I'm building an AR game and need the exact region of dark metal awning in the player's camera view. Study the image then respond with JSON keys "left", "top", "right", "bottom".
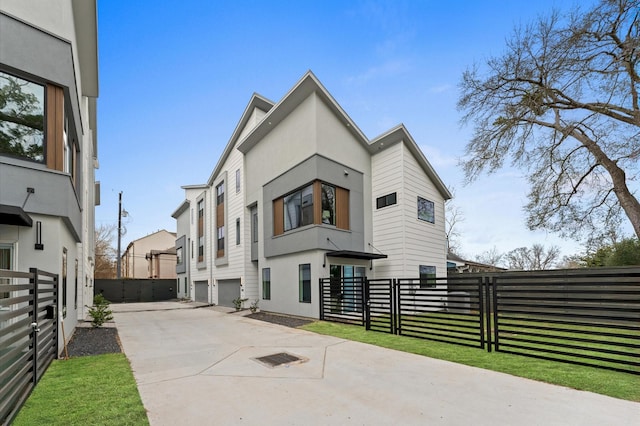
{"left": 325, "top": 250, "right": 387, "bottom": 260}
{"left": 0, "top": 204, "right": 33, "bottom": 227}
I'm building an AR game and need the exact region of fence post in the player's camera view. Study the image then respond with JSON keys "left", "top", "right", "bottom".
{"left": 393, "top": 279, "right": 399, "bottom": 335}
{"left": 29, "top": 268, "right": 39, "bottom": 384}
{"left": 364, "top": 277, "right": 370, "bottom": 330}
{"left": 483, "top": 276, "right": 492, "bottom": 352}
{"left": 491, "top": 275, "right": 499, "bottom": 352}
{"left": 318, "top": 278, "right": 324, "bottom": 321}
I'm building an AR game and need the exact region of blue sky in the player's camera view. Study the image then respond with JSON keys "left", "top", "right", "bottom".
{"left": 96, "top": 0, "right": 607, "bottom": 261}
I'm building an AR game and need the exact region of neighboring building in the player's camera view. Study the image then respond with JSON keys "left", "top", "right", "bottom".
{"left": 122, "top": 230, "right": 177, "bottom": 279}
{"left": 447, "top": 251, "right": 507, "bottom": 274}
{"left": 173, "top": 71, "right": 452, "bottom": 317}
{"left": 0, "top": 1, "right": 99, "bottom": 348}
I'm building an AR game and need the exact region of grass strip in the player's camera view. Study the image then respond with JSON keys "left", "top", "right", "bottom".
{"left": 13, "top": 353, "right": 148, "bottom": 426}
{"left": 301, "top": 321, "right": 640, "bottom": 402}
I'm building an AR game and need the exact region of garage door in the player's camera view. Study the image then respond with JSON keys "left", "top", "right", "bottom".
{"left": 194, "top": 281, "right": 208, "bottom": 303}
{"left": 218, "top": 279, "right": 241, "bottom": 307}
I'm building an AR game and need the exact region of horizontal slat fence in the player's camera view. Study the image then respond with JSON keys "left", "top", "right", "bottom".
{"left": 492, "top": 269, "right": 640, "bottom": 374}
{"left": 319, "top": 267, "right": 640, "bottom": 375}
{"left": 0, "top": 268, "right": 58, "bottom": 425}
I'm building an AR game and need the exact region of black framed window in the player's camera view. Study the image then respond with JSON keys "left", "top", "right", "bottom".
{"left": 262, "top": 268, "right": 271, "bottom": 300}
{"left": 299, "top": 264, "right": 311, "bottom": 303}
{"left": 419, "top": 265, "right": 436, "bottom": 288}
{"left": 417, "top": 196, "right": 435, "bottom": 223}
{"left": 376, "top": 192, "right": 397, "bottom": 209}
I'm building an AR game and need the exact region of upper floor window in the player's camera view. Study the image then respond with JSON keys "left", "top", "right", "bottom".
{"left": 321, "top": 184, "right": 335, "bottom": 225}
{"left": 417, "top": 196, "right": 435, "bottom": 223}
{"left": 376, "top": 192, "right": 397, "bottom": 209}
{"left": 274, "top": 181, "right": 349, "bottom": 235}
{"left": 176, "top": 247, "right": 183, "bottom": 265}
{"left": 197, "top": 199, "right": 205, "bottom": 262}
{"left": 284, "top": 184, "right": 314, "bottom": 231}
{"left": 0, "top": 71, "right": 45, "bottom": 162}
{"left": 216, "top": 182, "right": 225, "bottom": 205}
{"left": 235, "top": 169, "right": 241, "bottom": 193}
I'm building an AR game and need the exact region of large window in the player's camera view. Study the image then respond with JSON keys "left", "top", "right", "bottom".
{"left": 176, "top": 247, "right": 183, "bottom": 265}
{"left": 417, "top": 196, "right": 435, "bottom": 223}
{"left": 217, "top": 225, "right": 225, "bottom": 253}
{"left": 216, "top": 182, "right": 225, "bottom": 258}
{"left": 376, "top": 192, "right": 397, "bottom": 209}
{"left": 0, "top": 71, "right": 45, "bottom": 162}
{"left": 197, "top": 199, "right": 204, "bottom": 262}
{"left": 216, "top": 182, "right": 225, "bottom": 205}
{"left": 321, "top": 184, "right": 335, "bottom": 225}
{"left": 419, "top": 265, "right": 436, "bottom": 288}
{"left": 284, "top": 184, "right": 314, "bottom": 231}
{"left": 275, "top": 181, "right": 349, "bottom": 235}
{"left": 0, "top": 71, "right": 77, "bottom": 182}
{"left": 299, "top": 264, "right": 311, "bottom": 303}
{"left": 262, "top": 268, "right": 271, "bottom": 300}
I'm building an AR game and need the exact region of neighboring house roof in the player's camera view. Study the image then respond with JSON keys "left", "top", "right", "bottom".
{"left": 207, "top": 93, "right": 275, "bottom": 185}
{"left": 125, "top": 229, "right": 177, "bottom": 249}
{"left": 235, "top": 70, "right": 452, "bottom": 200}
{"left": 447, "top": 252, "right": 507, "bottom": 272}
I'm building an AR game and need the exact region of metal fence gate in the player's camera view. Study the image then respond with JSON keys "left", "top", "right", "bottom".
{"left": 319, "top": 268, "right": 640, "bottom": 375}
{"left": 0, "top": 268, "right": 58, "bottom": 425}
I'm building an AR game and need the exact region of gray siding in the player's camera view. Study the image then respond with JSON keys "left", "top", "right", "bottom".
{"left": 262, "top": 155, "right": 364, "bottom": 258}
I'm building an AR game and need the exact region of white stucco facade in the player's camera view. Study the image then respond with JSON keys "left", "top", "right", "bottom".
{"left": 0, "top": 0, "right": 99, "bottom": 350}
{"left": 174, "top": 72, "right": 451, "bottom": 317}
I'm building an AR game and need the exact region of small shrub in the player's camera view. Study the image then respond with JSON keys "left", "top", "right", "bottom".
{"left": 249, "top": 299, "right": 259, "bottom": 313}
{"left": 232, "top": 297, "right": 248, "bottom": 311}
{"left": 87, "top": 294, "right": 114, "bottom": 328}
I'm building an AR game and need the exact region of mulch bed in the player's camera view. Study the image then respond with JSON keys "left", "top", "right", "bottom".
{"left": 245, "top": 312, "right": 313, "bottom": 328}
{"left": 66, "top": 327, "right": 122, "bottom": 358}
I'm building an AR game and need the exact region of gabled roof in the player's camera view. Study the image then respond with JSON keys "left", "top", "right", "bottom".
{"left": 369, "top": 125, "right": 452, "bottom": 200}
{"left": 235, "top": 71, "right": 451, "bottom": 200}
{"left": 237, "top": 70, "right": 370, "bottom": 154}
{"left": 207, "top": 93, "right": 275, "bottom": 185}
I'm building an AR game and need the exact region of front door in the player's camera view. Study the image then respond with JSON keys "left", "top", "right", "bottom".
{"left": 329, "top": 265, "right": 366, "bottom": 313}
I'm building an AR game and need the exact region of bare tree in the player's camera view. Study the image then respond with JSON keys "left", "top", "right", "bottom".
{"left": 445, "top": 191, "right": 465, "bottom": 254}
{"left": 458, "top": 0, "right": 640, "bottom": 242}
{"left": 95, "top": 224, "right": 116, "bottom": 279}
{"left": 475, "top": 246, "right": 504, "bottom": 267}
{"left": 505, "top": 244, "right": 561, "bottom": 270}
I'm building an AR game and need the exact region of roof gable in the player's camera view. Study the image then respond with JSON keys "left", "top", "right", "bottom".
{"left": 370, "top": 125, "right": 452, "bottom": 200}
{"left": 237, "top": 71, "right": 370, "bottom": 154}
{"left": 207, "top": 93, "right": 274, "bottom": 185}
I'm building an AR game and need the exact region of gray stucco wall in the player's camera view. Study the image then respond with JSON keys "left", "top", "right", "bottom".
{"left": 263, "top": 154, "right": 364, "bottom": 258}
{"left": 0, "top": 12, "right": 84, "bottom": 240}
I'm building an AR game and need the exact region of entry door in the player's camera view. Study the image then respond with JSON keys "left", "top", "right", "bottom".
{"left": 330, "top": 265, "right": 366, "bottom": 313}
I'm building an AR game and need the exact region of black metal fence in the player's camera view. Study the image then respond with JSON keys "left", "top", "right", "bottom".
{"left": 319, "top": 268, "right": 640, "bottom": 375}
{"left": 0, "top": 268, "right": 58, "bottom": 425}
{"left": 95, "top": 279, "right": 177, "bottom": 303}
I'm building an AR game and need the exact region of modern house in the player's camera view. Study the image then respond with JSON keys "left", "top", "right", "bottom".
{"left": 173, "top": 71, "right": 451, "bottom": 318}
{"left": 0, "top": 0, "right": 99, "bottom": 348}
{"left": 121, "top": 229, "right": 177, "bottom": 279}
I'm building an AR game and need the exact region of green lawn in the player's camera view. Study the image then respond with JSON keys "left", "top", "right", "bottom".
{"left": 301, "top": 320, "right": 640, "bottom": 402}
{"left": 13, "top": 353, "right": 148, "bottom": 426}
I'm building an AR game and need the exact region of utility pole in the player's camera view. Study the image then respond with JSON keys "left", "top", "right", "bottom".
{"left": 117, "top": 191, "right": 122, "bottom": 279}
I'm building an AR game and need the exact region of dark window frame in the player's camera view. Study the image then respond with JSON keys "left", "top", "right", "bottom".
{"left": 376, "top": 192, "right": 397, "bottom": 209}
{"left": 262, "top": 268, "right": 271, "bottom": 300}
{"left": 299, "top": 263, "right": 311, "bottom": 303}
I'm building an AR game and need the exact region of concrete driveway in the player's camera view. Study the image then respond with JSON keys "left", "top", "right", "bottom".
{"left": 114, "top": 302, "right": 639, "bottom": 426}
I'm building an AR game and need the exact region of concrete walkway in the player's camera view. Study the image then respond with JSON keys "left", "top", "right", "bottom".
{"left": 114, "top": 302, "right": 640, "bottom": 426}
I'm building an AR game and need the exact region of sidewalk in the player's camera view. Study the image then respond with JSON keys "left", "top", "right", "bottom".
{"left": 114, "top": 302, "right": 640, "bottom": 426}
